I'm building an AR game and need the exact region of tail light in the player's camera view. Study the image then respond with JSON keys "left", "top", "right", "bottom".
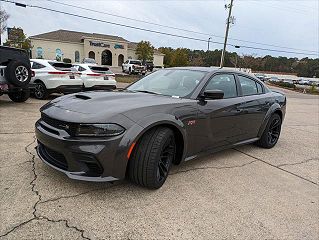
{"left": 31, "top": 70, "right": 35, "bottom": 77}
{"left": 87, "top": 73, "right": 104, "bottom": 77}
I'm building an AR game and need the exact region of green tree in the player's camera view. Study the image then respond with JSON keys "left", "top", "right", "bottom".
{"left": 4, "top": 27, "right": 32, "bottom": 50}
{"left": 0, "top": 8, "right": 9, "bottom": 34}
{"left": 135, "top": 41, "right": 154, "bottom": 63}
{"left": 170, "top": 48, "right": 188, "bottom": 67}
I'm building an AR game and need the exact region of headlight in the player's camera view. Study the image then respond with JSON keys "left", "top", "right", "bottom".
{"left": 75, "top": 124, "right": 125, "bottom": 137}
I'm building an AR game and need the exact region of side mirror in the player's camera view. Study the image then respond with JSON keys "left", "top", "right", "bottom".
{"left": 202, "top": 90, "right": 224, "bottom": 99}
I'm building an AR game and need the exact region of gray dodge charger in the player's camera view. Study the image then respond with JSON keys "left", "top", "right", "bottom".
{"left": 35, "top": 67, "right": 286, "bottom": 189}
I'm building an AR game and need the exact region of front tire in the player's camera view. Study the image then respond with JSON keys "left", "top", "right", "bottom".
{"left": 128, "top": 127, "right": 176, "bottom": 189}
{"left": 8, "top": 89, "right": 30, "bottom": 102}
{"left": 256, "top": 113, "right": 282, "bottom": 148}
{"left": 34, "top": 82, "right": 49, "bottom": 99}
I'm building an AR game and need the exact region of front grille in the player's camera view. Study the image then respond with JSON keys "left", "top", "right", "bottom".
{"left": 39, "top": 142, "right": 68, "bottom": 171}
{"left": 41, "top": 113, "right": 77, "bottom": 136}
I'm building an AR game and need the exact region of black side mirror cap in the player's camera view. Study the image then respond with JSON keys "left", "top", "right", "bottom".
{"left": 202, "top": 90, "right": 224, "bottom": 100}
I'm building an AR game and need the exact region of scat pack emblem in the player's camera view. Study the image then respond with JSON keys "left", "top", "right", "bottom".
{"left": 187, "top": 120, "right": 196, "bottom": 126}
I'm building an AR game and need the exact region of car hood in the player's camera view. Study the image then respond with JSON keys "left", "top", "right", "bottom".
{"left": 41, "top": 91, "right": 184, "bottom": 123}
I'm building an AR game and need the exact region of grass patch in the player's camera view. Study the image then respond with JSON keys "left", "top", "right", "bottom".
{"left": 116, "top": 75, "right": 141, "bottom": 83}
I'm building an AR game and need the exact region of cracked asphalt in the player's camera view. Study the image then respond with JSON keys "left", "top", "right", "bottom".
{"left": 0, "top": 87, "right": 318, "bottom": 240}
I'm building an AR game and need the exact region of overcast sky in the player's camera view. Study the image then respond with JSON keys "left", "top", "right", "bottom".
{"left": 1, "top": 0, "right": 319, "bottom": 58}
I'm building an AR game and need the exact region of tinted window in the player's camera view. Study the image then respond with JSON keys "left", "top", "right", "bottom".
{"left": 238, "top": 75, "right": 258, "bottom": 96}
{"left": 204, "top": 74, "right": 237, "bottom": 99}
{"left": 31, "top": 62, "right": 46, "bottom": 69}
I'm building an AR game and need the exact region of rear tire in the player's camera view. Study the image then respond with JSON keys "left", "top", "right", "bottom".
{"left": 256, "top": 113, "right": 282, "bottom": 148}
{"left": 8, "top": 89, "right": 30, "bottom": 102}
{"left": 128, "top": 127, "right": 176, "bottom": 189}
{"left": 34, "top": 82, "right": 49, "bottom": 99}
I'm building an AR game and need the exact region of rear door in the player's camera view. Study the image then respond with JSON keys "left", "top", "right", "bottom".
{"left": 236, "top": 74, "right": 269, "bottom": 139}
{"left": 196, "top": 73, "right": 248, "bottom": 149}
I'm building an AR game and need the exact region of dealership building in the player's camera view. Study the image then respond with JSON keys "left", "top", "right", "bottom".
{"left": 29, "top": 29, "right": 164, "bottom": 67}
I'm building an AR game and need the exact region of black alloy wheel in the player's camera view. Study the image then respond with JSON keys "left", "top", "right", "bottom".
{"left": 267, "top": 117, "right": 281, "bottom": 146}
{"left": 34, "top": 82, "right": 48, "bottom": 100}
{"left": 256, "top": 113, "right": 282, "bottom": 149}
{"left": 128, "top": 127, "right": 176, "bottom": 189}
{"left": 157, "top": 135, "right": 176, "bottom": 183}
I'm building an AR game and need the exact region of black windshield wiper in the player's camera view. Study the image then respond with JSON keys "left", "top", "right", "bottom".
{"left": 134, "top": 90, "right": 160, "bottom": 95}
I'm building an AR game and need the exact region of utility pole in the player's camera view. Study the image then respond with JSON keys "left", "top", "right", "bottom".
{"left": 220, "top": 0, "right": 234, "bottom": 68}
{"left": 207, "top": 37, "right": 211, "bottom": 51}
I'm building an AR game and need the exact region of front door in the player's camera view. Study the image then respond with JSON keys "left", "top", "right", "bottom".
{"left": 196, "top": 73, "right": 247, "bottom": 149}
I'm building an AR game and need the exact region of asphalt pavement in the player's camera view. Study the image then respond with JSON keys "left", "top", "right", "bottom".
{"left": 0, "top": 86, "right": 318, "bottom": 239}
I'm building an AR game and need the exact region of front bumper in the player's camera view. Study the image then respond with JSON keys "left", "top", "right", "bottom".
{"left": 35, "top": 119, "right": 123, "bottom": 182}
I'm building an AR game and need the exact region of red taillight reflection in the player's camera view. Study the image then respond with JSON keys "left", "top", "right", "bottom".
{"left": 48, "top": 71, "right": 68, "bottom": 75}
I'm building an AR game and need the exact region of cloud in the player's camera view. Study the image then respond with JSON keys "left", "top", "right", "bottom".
{"left": 2, "top": 0, "right": 318, "bottom": 58}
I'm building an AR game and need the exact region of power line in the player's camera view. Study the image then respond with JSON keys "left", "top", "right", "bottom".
{"left": 45, "top": 0, "right": 318, "bottom": 54}
{"left": 2, "top": 0, "right": 319, "bottom": 57}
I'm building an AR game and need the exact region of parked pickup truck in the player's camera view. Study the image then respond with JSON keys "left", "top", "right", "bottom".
{"left": 122, "top": 59, "right": 146, "bottom": 75}
{"left": 0, "top": 46, "right": 32, "bottom": 102}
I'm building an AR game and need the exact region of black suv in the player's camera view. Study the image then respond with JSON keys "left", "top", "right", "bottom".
{"left": 0, "top": 46, "right": 32, "bottom": 102}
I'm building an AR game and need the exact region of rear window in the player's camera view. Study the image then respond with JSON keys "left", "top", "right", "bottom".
{"left": 130, "top": 61, "right": 141, "bottom": 65}
{"left": 49, "top": 62, "right": 73, "bottom": 71}
{"left": 89, "top": 66, "right": 112, "bottom": 74}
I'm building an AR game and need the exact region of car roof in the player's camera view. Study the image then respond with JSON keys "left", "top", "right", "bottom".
{"left": 165, "top": 66, "right": 255, "bottom": 76}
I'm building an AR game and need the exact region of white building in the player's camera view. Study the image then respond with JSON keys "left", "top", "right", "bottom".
{"left": 30, "top": 29, "right": 164, "bottom": 67}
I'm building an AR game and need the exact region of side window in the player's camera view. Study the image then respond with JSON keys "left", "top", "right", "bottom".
{"left": 238, "top": 75, "right": 258, "bottom": 96}
{"left": 256, "top": 81, "right": 263, "bottom": 94}
{"left": 204, "top": 74, "right": 237, "bottom": 99}
{"left": 31, "top": 62, "right": 46, "bottom": 69}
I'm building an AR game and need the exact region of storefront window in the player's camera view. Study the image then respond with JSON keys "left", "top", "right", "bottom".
{"left": 36, "top": 47, "right": 44, "bottom": 59}
{"left": 75, "top": 51, "right": 80, "bottom": 62}
{"left": 55, "top": 48, "right": 62, "bottom": 61}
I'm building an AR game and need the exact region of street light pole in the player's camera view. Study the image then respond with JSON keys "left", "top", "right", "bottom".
{"left": 220, "top": 0, "right": 234, "bottom": 68}
{"left": 207, "top": 37, "right": 211, "bottom": 51}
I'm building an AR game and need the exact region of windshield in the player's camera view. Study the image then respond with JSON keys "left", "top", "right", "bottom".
{"left": 127, "top": 69, "right": 207, "bottom": 97}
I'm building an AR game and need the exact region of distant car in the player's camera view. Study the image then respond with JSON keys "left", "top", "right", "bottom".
{"left": 269, "top": 77, "right": 280, "bottom": 82}
{"left": 144, "top": 61, "right": 154, "bottom": 72}
{"left": 73, "top": 64, "right": 116, "bottom": 90}
{"left": 0, "top": 46, "right": 32, "bottom": 102}
{"left": 122, "top": 59, "right": 146, "bottom": 75}
{"left": 35, "top": 67, "right": 286, "bottom": 189}
{"left": 298, "top": 79, "right": 310, "bottom": 85}
{"left": 30, "top": 59, "right": 82, "bottom": 99}
{"left": 254, "top": 73, "right": 266, "bottom": 82}
{"left": 283, "top": 79, "right": 294, "bottom": 84}
{"left": 82, "top": 58, "right": 97, "bottom": 64}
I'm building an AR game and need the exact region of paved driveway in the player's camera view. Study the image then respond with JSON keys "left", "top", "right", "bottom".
{"left": 0, "top": 87, "right": 318, "bottom": 239}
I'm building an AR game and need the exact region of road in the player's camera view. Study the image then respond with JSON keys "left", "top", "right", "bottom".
{"left": 0, "top": 87, "right": 318, "bottom": 239}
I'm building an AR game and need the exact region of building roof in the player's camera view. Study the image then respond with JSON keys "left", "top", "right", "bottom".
{"left": 30, "top": 29, "right": 128, "bottom": 43}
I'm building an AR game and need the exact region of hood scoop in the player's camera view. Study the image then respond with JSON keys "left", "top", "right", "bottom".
{"left": 74, "top": 94, "right": 91, "bottom": 100}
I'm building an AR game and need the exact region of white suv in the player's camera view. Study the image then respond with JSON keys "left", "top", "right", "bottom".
{"left": 30, "top": 59, "right": 82, "bottom": 99}
{"left": 73, "top": 64, "right": 116, "bottom": 90}
{"left": 122, "top": 59, "right": 146, "bottom": 75}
